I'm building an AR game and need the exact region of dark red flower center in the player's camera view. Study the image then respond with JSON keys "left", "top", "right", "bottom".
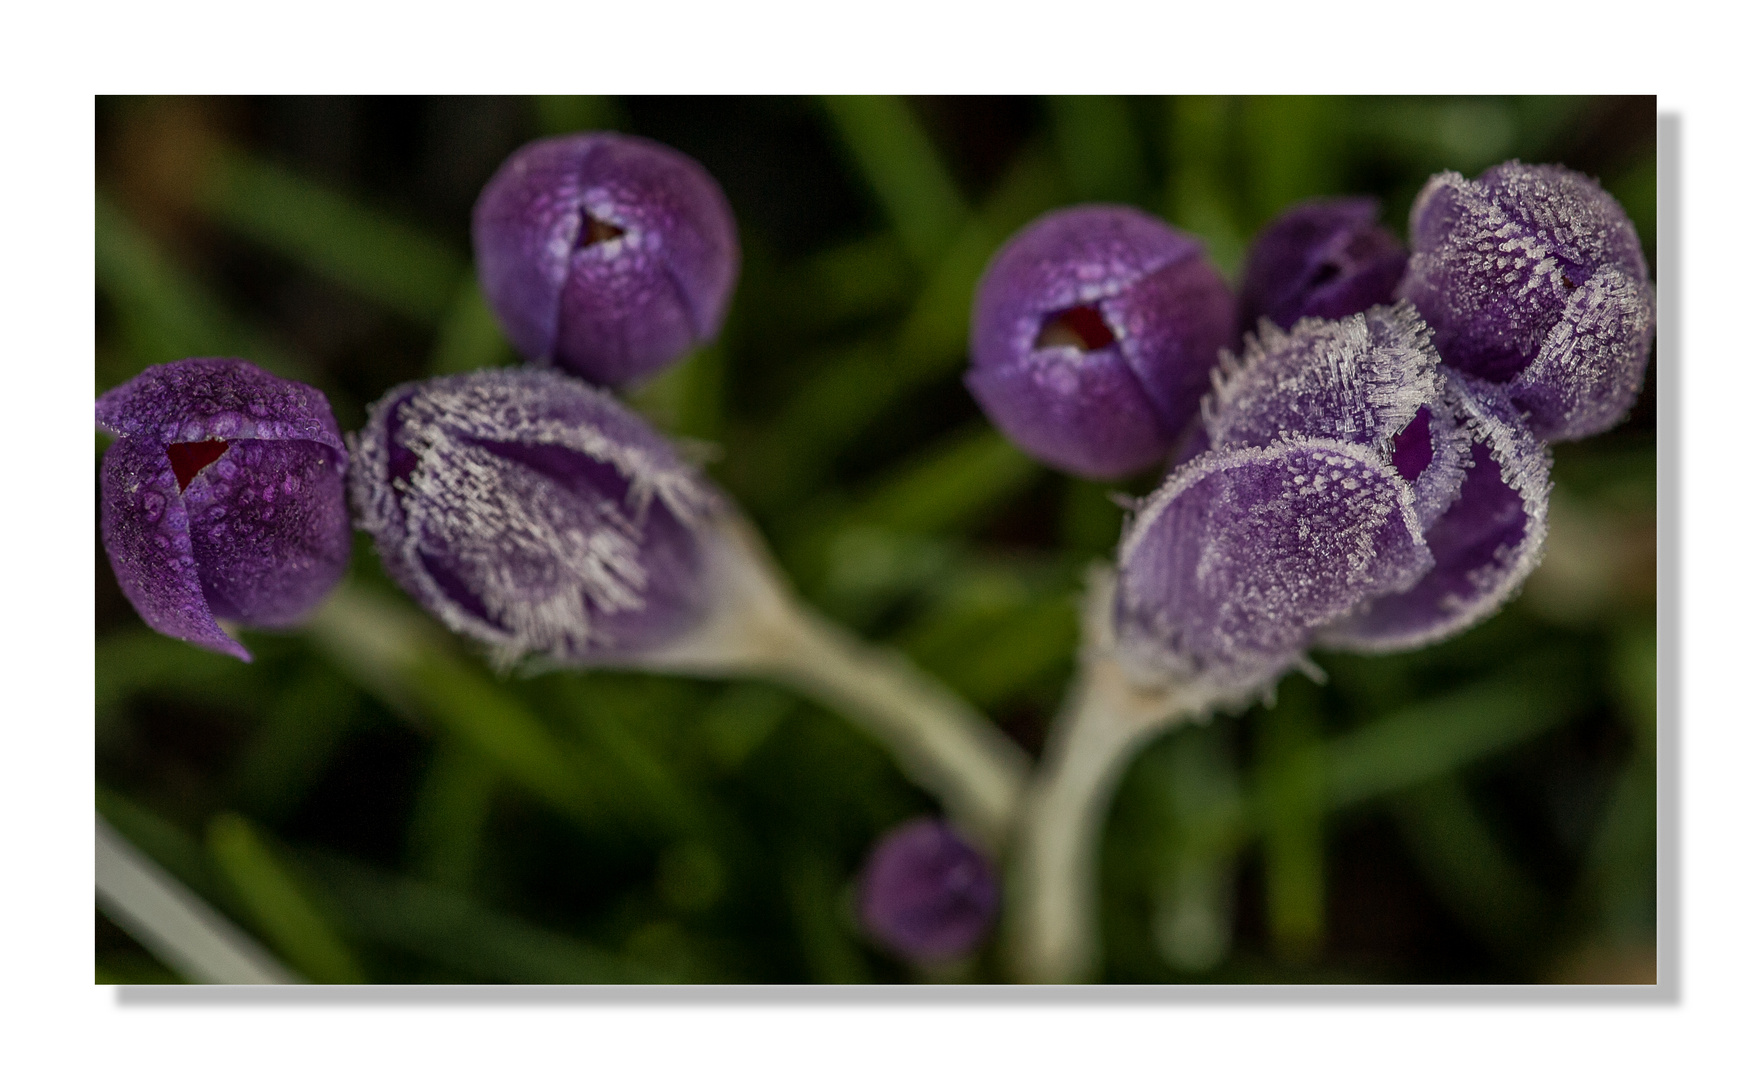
{"left": 582, "top": 216, "right": 626, "bottom": 246}
{"left": 1035, "top": 305, "right": 1116, "bottom": 351}
{"left": 166, "top": 440, "right": 230, "bottom": 492}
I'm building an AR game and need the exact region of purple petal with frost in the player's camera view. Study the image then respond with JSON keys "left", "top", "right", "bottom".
{"left": 858, "top": 818, "right": 999, "bottom": 963}
{"left": 350, "top": 368, "right": 718, "bottom": 666}
{"left": 1239, "top": 197, "right": 1408, "bottom": 331}
{"left": 1317, "top": 374, "right": 1550, "bottom": 652}
{"left": 1398, "top": 161, "right": 1652, "bottom": 441}
{"left": 473, "top": 132, "right": 740, "bottom": 387}
{"left": 1115, "top": 440, "right": 1431, "bottom": 691}
{"left": 95, "top": 359, "right": 351, "bottom": 660}
{"left": 1204, "top": 303, "right": 1469, "bottom": 528}
{"left": 967, "top": 204, "right": 1235, "bottom": 478}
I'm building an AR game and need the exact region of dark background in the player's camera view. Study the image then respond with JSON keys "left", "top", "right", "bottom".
{"left": 96, "top": 96, "right": 1656, "bottom": 984}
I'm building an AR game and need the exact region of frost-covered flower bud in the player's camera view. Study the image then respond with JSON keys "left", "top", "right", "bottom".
{"left": 1398, "top": 161, "right": 1653, "bottom": 442}
{"left": 1239, "top": 197, "right": 1408, "bottom": 331}
{"left": 1117, "top": 303, "right": 1552, "bottom": 692}
{"left": 349, "top": 368, "right": 718, "bottom": 666}
{"left": 473, "top": 132, "right": 740, "bottom": 387}
{"left": 1115, "top": 439, "right": 1432, "bottom": 692}
{"left": 96, "top": 359, "right": 351, "bottom": 661}
{"left": 967, "top": 205, "right": 1236, "bottom": 479}
{"left": 857, "top": 818, "right": 1000, "bottom": 963}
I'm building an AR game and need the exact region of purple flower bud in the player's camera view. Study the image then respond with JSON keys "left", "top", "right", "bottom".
{"left": 1239, "top": 197, "right": 1409, "bottom": 331}
{"left": 349, "top": 368, "right": 718, "bottom": 666}
{"left": 95, "top": 359, "right": 351, "bottom": 661}
{"left": 473, "top": 132, "right": 740, "bottom": 387}
{"left": 967, "top": 205, "right": 1237, "bottom": 479}
{"left": 1114, "top": 439, "right": 1431, "bottom": 691}
{"left": 1116, "top": 304, "right": 1553, "bottom": 689}
{"left": 857, "top": 818, "right": 1000, "bottom": 963}
{"left": 1205, "top": 303, "right": 1470, "bottom": 529}
{"left": 1398, "top": 161, "right": 1654, "bottom": 442}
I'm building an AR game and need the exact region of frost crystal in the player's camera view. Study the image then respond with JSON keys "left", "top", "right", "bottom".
{"left": 1115, "top": 439, "right": 1430, "bottom": 692}
{"left": 1205, "top": 303, "right": 1468, "bottom": 528}
{"left": 1318, "top": 374, "right": 1551, "bottom": 652}
{"left": 1117, "top": 300, "right": 1554, "bottom": 695}
{"left": 350, "top": 369, "right": 718, "bottom": 667}
{"left": 1398, "top": 161, "right": 1654, "bottom": 441}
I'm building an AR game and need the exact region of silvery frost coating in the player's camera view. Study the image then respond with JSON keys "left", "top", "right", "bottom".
{"left": 1115, "top": 304, "right": 1551, "bottom": 694}
{"left": 967, "top": 205, "right": 1237, "bottom": 479}
{"left": 349, "top": 368, "right": 718, "bottom": 666}
{"left": 857, "top": 818, "right": 1000, "bottom": 963}
{"left": 96, "top": 358, "right": 351, "bottom": 662}
{"left": 473, "top": 132, "right": 740, "bottom": 388}
{"left": 1397, "top": 161, "right": 1654, "bottom": 442}
{"left": 1239, "top": 197, "right": 1408, "bottom": 332}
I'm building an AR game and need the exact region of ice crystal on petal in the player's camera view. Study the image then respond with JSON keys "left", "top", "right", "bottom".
{"left": 1317, "top": 374, "right": 1550, "bottom": 652}
{"left": 1398, "top": 161, "right": 1653, "bottom": 441}
{"left": 1114, "top": 439, "right": 1430, "bottom": 692}
{"left": 350, "top": 369, "right": 718, "bottom": 667}
{"left": 1203, "top": 303, "right": 1470, "bottom": 528}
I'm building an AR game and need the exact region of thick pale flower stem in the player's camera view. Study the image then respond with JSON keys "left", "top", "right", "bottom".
{"left": 639, "top": 514, "right": 1032, "bottom": 848}
{"left": 1003, "top": 568, "right": 1211, "bottom": 983}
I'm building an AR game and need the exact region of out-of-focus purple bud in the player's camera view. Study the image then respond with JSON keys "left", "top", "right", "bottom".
{"left": 857, "top": 817, "right": 1000, "bottom": 963}
{"left": 1239, "top": 198, "right": 1408, "bottom": 331}
{"left": 967, "top": 205, "right": 1237, "bottom": 479}
{"left": 95, "top": 359, "right": 351, "bottom": 661}
{"left": 1114, "top": 440, "right": 1431, "bottom": 692}
{"left": 473, "top": 132, "right": 740, "bottom": 387}
{"left": 1398, "top": 161, "right": 1653, "bottom": 441}
{"left": 1317, "top": 373, "right": 1551, "bottom": 652}
{"left": 1206, "top": 303, "right": 1470, "bottom": 529}
{"left": 349, "top": 368, "right": 718, "bottom": 666}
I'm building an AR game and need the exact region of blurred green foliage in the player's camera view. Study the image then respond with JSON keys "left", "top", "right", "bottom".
{"left": 96, "top": 96, "right": 1656, "bottom": 984}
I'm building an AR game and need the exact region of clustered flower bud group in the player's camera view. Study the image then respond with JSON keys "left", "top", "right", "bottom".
{"left": 98, "top": 119, "right": 1651, "bottom": 974}
{"left": 966, "top": 161, "right": 1651, "bottom": 704}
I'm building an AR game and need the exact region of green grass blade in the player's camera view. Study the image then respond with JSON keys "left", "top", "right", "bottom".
{"left": 533, "top": 95, "right": 625, "bottom": 136}
{"left": 1254, "top": 682, "right": 1325, "bottom": 962}
{"left": 1323, "top": 679, "right": 1580, "bottom": 810}
{"left": 1048, "top": 96, "right": 1148, "bottom": 204}
{"left": 820, "top": 96, "right": 969, "bottom": 268}
{"left": 1391, "top": 777, "right": 1548, "bottom": 957}
{"left": 95, "top": 193, "right": 305, "bottom": 386}
{"left": 307, "top": 852, "right": 662, "bottom": 983}
{"left": 428, "top": 279, "right": 517, "bottom": 374}
{"left": 206, "top": 813, "right": 366, "bottom": 983}
{"left": 1165, "top": 96, "right": 1245, "bottom": 278}
{"left": 405, "top": 742, "right": 499, "bottom": 890}
{"left": 199, "top": 145, "right": 465, "bottom": 324}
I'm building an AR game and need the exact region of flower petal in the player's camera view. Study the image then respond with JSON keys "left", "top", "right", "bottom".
{"left": 182, "top": 439, "right": 351, "bottom": 628}
{"left": 99, "top": 437, "right": 249, "bottom": 660}
{"left": 1115, "top": 439, "right": 1430, "bottom": 691}
{"left": 351, "top": 369, "right": 718, "bottom": 666}
{"left": 1317, "top": 375, "right": 1550, "bottom": 652}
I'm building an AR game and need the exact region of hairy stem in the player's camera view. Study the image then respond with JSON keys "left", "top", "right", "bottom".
{"left": 1003, "top": 568, "right": 1214, "bottom": 983}
{"left": 642, "top": 514, "right": 1031, "bottom": 846}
